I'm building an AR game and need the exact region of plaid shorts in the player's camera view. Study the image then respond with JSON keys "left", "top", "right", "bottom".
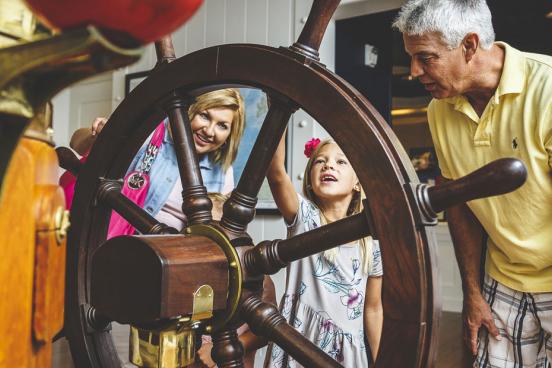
{"left": 475, "top": 274, "right": 552, "bottom": 368}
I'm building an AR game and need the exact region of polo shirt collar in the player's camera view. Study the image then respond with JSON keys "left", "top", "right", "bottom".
{"left": 441, "top": 41, "right": 526, "bottom": 114}
{"left": 493, "top": 41, "right": 525, "bottom": 102}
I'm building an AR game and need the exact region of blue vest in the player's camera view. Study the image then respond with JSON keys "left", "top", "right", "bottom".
{"left": 127, "top": 119, "right": 226, "bottom": 217}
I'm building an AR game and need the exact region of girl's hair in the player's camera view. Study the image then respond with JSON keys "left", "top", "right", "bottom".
{"left": 208, "top": 192, "right": 229, "bottom": 221}
{"left": 302, "top": 139, "right": 373, "bottom": 274}
{"left": 188, "top": 89, "right": 245, "bottom": 171}
{"left": 392, "top": 0, "right": 495, "bottom": 50}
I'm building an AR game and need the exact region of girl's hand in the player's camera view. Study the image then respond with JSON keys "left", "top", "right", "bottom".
{"left": 197, "top": 342, "right": 216, "bottom": 367}
{"left": 266, "top": 132, "right": 298, "bottom": 223}
{"left": 91, "top": 117, "right": 108, "bottom": 136}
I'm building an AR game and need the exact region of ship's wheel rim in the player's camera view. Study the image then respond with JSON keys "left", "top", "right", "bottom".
{"left": 65, "top": 43, "right": 439, "bottom": 368}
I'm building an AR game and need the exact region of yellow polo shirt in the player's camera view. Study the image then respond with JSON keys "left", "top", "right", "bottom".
{"left": 427, "top": 42, "right": 552, "bottom": 292}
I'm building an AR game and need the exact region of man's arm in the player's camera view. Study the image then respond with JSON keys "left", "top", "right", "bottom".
{"left": 445, "top": 181, "right": 500, "bottom": 355}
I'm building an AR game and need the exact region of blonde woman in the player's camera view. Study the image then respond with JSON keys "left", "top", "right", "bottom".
{"left": 68, "top": 88, "right": 245, "bottom": 231}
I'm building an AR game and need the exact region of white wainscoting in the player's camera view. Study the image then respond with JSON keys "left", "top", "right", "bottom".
{"left": 434, "top": 222, "right": 463, "bottom": 312}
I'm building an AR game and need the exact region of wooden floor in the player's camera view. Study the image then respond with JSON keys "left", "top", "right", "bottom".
{"left": 53, "top": 312, "right": 471, "bottom": 367}
{"left": 435, "top": 311, "right": 472, "bottom": 368}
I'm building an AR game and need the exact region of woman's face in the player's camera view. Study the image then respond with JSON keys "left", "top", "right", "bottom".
{"left": 190, "top": 107, "right": 234, "bottom": 155}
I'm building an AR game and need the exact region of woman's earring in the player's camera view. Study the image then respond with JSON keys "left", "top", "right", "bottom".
{"left": 353, "top": 184, "right": 360, "bottom": 192}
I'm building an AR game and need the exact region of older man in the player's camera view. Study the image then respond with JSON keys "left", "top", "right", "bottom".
{"left": 394, "top": 1, "right": 552, "bottom": 367}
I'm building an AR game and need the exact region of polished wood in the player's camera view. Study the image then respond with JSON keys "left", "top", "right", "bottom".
{"left": 55, "top": 146, "right": 82, "bottom": 176}
{"left": 0, "top": 114, "right": 28, "bottom": 192}
{"left": 0, "top": 27, "right": 139, "bottom": 367}
{"left": 0, "top": 138, "right": 66, "bottom": 367}
{"left": 96, "top": 179, "right": 178, "bottom": 235}
{"left": 290, "top": 0, "right": 341, "bottom": 60}
{"left": 243, "top": 212, "right": 370, "bottom": 276}
{"left": 221, "top": 94, "right": 296, "bottom": 234}
{"left": 91, "top": 234, "right": 229, "bottom": 324}
{"left": 427, "top": 158, "right": 527, "bottom": 213}
{"left": 154, "top": 36, "right": 176, "bottom": 65}
{"left": 0, "top": 27, "right": 140, "bottom": 192}
{"left": 211, "top": 329, "right": 245, "bottom": 368}
{"left": 0, "top": 142, "right": 36, "bottom": 367}
{"left": 64, "top": 39, "right": 437, "bottom": 367}
{"left": 241, "top": 296, "right": 342, "bottom": 368}
{"left": 63, "top": 1, "right": 529, "bottom": 367}
{"left": 164, "top": 95, "right": 213, "bottom": 225}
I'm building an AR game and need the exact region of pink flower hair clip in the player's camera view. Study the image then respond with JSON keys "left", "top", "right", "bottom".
{"left": 304, "top": 138, "right": 321, "bottom": 158}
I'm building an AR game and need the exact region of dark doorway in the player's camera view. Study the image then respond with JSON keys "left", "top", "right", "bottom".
{"left": 335, "top": 10, "right": 397, "bottom": 124}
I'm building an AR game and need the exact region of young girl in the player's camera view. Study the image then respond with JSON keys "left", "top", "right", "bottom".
{"left": 265, "top": 137, "right": 383, "bottom": 367}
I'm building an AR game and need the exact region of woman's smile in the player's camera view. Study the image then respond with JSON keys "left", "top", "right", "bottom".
{"left": 190, "top": 107, "right": 234, "bottom": 154}
{"left": 194, "top": 132, "right": 214, "bottom": 145}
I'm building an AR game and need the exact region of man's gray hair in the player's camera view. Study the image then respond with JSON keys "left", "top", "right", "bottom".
{"left": 393, "top": 0, "right": 495, "bottom": 50}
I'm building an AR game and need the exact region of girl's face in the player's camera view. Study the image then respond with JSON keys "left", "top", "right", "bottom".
{"left": 310, "top": 143, "right": 359, "bottom": 203}
{"left": 190, "top": 107, "right": 234, "bottom": 155}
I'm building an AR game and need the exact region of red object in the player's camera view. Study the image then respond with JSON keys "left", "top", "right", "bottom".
{"left": 25, "top": 0, "right": 203, "bottom": 44}
{"left": 59, "top": 155, "right": 88, "bottom": 209}
{"left": 304, "top": 138, "right": 321, "bottom": 158}
{"left": 107, "top": 122, "right": 165, "bottom": 239}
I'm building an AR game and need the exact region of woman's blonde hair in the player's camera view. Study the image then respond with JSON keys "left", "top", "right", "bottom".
{"left": 188, "top": 89, "right": 245, "bottom": 171}
{"left": 302, "top": 139, "right": 373, "bottom": 274}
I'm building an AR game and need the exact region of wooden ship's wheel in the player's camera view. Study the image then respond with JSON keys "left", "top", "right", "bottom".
{"left": 62, "top": 1, "right": 527, "bottom": 367}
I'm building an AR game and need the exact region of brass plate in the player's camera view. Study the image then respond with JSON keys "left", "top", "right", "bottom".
{"left": 185, "top": 224, "right": 242, "bottom": 333}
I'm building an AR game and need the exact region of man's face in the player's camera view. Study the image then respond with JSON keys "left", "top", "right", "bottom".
{"left": 403, "top": 32, "right": 468, "bottom": 99}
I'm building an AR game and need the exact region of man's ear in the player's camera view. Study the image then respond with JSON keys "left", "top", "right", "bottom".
{"left": 462, "top": 33, "right": 479, "bottom": 62}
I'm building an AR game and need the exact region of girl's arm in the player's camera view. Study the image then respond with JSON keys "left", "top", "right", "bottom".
{"left": 364, "top": 276, "right": 383, "bottom": 361}
{"left": 267, "top": 133, "right": 298, "bottom": 223}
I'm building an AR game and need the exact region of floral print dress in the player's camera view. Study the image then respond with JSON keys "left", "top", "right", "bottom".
{"left": 264, "top": 195, "right": 383, "bottom": 368}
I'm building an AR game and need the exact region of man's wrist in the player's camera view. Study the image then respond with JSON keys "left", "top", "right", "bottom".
{"left": 463, "top": 286, "right": 484, "bottom": 301}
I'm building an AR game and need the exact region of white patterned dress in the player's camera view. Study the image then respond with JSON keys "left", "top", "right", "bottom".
{"left": 264, "top": 195, "right": 383, "bottom": 368}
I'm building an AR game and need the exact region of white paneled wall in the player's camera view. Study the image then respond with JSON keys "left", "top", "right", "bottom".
{"left": 435, "top": 223, "right": 463, "bottom": 312}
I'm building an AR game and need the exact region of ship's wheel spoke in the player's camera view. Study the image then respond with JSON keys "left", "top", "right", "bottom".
{"left": 96, "top": 179, "right": 177, "bottom": 235}
{"left": 241, "top": 295, "right": 342, "bottom": 368}
{"left": 220, "top": 93, "right": 297, "bottom": 234}
{"left": 162, "top": 94, "right": 212, "bottom": 225}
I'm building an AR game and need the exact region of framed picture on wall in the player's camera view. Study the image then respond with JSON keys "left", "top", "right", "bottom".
{"left": 234, "top": 88, "right": 288, "bottom": 215}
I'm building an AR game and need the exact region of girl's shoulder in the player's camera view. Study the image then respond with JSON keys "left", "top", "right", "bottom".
{"left": 287, "top": 194, "right": 321, "bottom": 235}
{"left": 297, "top": 194, "right": 318, "bottom": 214}
{"left": 369, "top": 239, "right": 383, "bottom": 277}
